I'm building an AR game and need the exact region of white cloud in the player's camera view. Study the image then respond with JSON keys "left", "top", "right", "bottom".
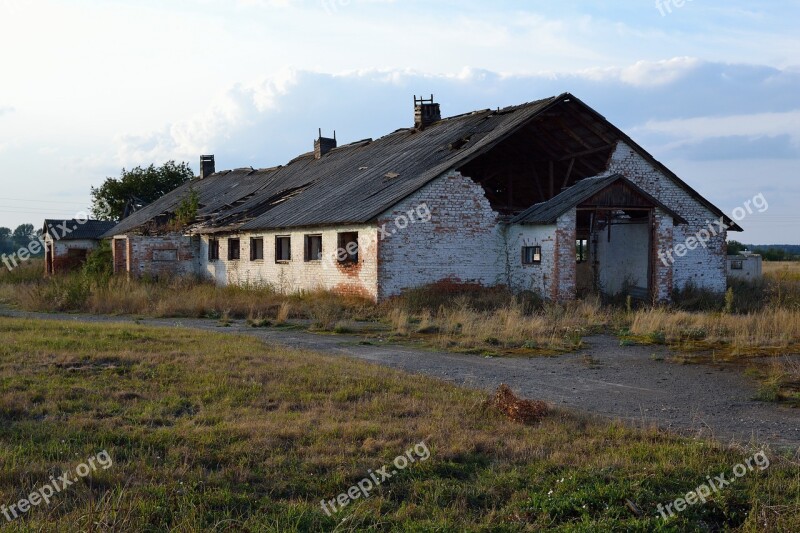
{"left": 580, "top": 57, "right": 703, "bottom": 87}
{"left": 115, "top": 69, "right": 298, "bottom": 165}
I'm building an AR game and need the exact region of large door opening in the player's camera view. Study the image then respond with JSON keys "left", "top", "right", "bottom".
{"left": 579, "top": 209, "right": 653, "bottom": 300}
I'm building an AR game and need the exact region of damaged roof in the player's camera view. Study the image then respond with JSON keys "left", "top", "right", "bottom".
{"left": 104, "top": 96, "right": 559, "bottom": 238}
{"left": 43, "top": 219, "right": 117, "bottom": 241}
{"left": 102, "top": 93, "right": 739, "bottom": 237}
{"left": 510, "top": 174, "right": 688, "bottom": 225}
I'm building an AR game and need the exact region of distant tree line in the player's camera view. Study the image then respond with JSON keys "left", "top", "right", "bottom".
{"left": 0, "top": 224, "right": 42, "bottom": 256}
{"left": 728, "top": 241, "right": 800, "bottom": 261}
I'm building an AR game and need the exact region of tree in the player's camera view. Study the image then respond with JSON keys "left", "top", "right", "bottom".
{"left": 727, "top": 240, "right": 745, "bottom": 255}
{"left": 12, "top": 224, "right": 35, "bottom": 249}
{"left": 0, "top": 227, "right": 12, "bottom": 255}
{"left": 90, "top": 161, "right": 194, "bottom": 221}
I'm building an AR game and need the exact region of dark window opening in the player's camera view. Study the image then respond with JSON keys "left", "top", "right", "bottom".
{"left": 731, "top": 260, "right": 744, "bottom": 270}
{"left": 576, "top": 239, "right": 588, "bottom": 263}
{"left": 208, "top": 239, "right": 219, "bottom": 261}
{"left": 522, "top": 246, "right": 542, "bottom": 265}
{"left": 304, "top": 235, "right": 323, "bottom": 262}
{"left": 337, "top": 232, "right": 359, "bottom": 263}
{"left": 250, "top": 237, "right": 264, "bottom": 261}
{"left": 228, "top": 239, "right": 240, "bottom": 261}
{"left": 275, "top": 236, "right": 291, "bottom": 262}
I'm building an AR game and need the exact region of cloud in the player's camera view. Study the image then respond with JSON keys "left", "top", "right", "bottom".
{"left": 582, "top": 57, "right": 704, "bottom": 87}
{"left": 0, "top": 106, "right": 14, "bottom": 117}
{"left": 112, "top": 59, "right": 800, "bottom": 172}
{"left": 115, "top": 69, "right": 298, "bottom": 165}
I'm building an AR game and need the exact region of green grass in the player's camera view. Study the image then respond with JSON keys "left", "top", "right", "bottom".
{"left": 0, "top": 318, "right": 797, "bottom": 531}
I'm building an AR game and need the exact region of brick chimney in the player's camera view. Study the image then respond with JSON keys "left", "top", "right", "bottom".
{"left": 414, "top": 95, "right": 441, "bottom": 130}
{"left": 200, "top": 155, "right": 215, "bottom": 179}
{"left": 314, "top": 129, "right": 337, "bottom": 159}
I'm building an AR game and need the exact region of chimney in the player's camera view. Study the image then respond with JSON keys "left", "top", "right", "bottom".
{"left": 314, "top": 129, "right": 337, "bottom": 159}
{"left": 200, "top": 155, "right": 215, "bottom": 179}
{"left": 414, "top": 94, "right": 441, "bottom": 130}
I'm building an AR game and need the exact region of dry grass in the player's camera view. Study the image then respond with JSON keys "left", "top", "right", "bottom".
{"left": 2, "top": 275, "right": 618, "bottom": 354}
{"left": 763, "top": 261, "right": 800, "bottom": 278}
{"left": 0, "top": 317, "right": 797, "bottom": 531}
{"left": 385, "top": 298, "right": 612, "bottom": 354}
{"left": 8, "top": 274, "right": 377, "bottom": 323}
{"left": 630, "top": 307, "right": 800, "bottom": 357}
{"left": 430, "top": 299, "right": 609, "bottom": 353}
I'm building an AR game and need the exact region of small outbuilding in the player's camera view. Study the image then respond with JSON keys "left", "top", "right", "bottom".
{"left": 43, "top": 219, "right": 116, "bottom": 275}
{"left": 727, "top": 252, "right": 763, "bottom": 280}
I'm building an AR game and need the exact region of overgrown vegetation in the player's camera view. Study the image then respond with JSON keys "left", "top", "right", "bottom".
{"left": 1, "top": 261, "right": 799, "bottom": 394}
{"left": 174, "top": 187, "right": 200, "bottom": 228}
{"left": 0, "top": 318, "right": 797, "bottom": 530}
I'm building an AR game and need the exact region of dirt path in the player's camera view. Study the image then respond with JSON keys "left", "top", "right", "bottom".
{"left": 3, "top": 308, "right": 798, "bottom": 449}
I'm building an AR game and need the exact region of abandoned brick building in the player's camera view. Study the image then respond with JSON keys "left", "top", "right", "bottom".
{"left": 103, "top": 93, "right": 741, "bottom": 301}
{"left": 43, "top": 219, "right": 116, "bottom": 275}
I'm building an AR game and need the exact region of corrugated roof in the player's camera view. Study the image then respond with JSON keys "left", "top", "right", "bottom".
{"left": 102, "top": 96, "right": 561, "bottom": 237}
{"left": 510, "top": 174, "right": 688, "bottom": 225}
{"left": 43, "top": 219, "right": 117, "bottom": 241}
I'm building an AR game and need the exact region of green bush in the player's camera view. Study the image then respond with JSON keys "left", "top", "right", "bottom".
{"left": 83, "top": 240, "right": 113, "bottom": 280}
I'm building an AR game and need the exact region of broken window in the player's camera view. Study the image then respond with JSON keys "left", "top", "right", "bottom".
{"left": 731, "top": 260, "right": 744, "bottom": 270}
{"left": 275, "top": 236, "right": 291, "bottom": 263}
{"left": 522, "top": 246, "right": 542, "bottom": 265}
{"left": 337, "top": 232, "right": 359, "bottom": 263}
{"left": 250, "top": 237, "right": 264, "bottom": 261}
{"left": 208, "top": 238, "right": 219, "bottom": 261}
{"left": 304, "top": 234, "right": 323, "bottom": 262}
{"left": 228, "top": 238, "right": 240, "bottom": 261}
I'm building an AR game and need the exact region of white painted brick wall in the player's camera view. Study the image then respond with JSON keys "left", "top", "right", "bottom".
{"left": 505, "top": 224, "right": 558, "bottom": 295}
{"left": 377, "top": 171, "right": 504, "bottom": 299}
{"left": 609, "top": 142, "right": 727, "bottom": 293}
{"left": 200, "top": 225, "right": 380, "bottom": 299}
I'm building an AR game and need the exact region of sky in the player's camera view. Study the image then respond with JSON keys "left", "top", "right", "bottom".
{"left": 0, "top": 0, "right": 798, "bottom": 244}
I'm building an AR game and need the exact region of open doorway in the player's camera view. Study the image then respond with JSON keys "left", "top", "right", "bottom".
{"left": 577, "top": 209, "right": 653, "bottom": 300}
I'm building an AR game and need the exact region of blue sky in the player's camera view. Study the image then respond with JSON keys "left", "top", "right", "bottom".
{"left": 0, "top": 0, "right": 798, "bottom": 243}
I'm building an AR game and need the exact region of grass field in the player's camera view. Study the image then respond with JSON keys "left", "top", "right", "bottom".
{"left": 0, "top": 318, "right": 798, "bottom": 531}
{"left": 763, "top": 261, "right": 800, "bottom": 277}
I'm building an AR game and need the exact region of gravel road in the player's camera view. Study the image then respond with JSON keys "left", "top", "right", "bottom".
{"left": 2, "top": 308, "right": 797, "bottom": 450}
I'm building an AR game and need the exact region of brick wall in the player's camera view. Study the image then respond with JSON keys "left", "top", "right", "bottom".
{"left": 553, "top": 210, "right": 578, "bottom": 301}
{"left": 377, "top": 170, "right": 504, "bottom": 299}
{"left": 201, "top": 225, "right": 380, "bottom": 300}
{"left": 116, "top": 234, "right": 200, "bottom": 278}
{"left": 609, "top": 142, "right": 727, "bottom": 293}
{"left": 652, "top": 209, "right": 675, "bottom": 301}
